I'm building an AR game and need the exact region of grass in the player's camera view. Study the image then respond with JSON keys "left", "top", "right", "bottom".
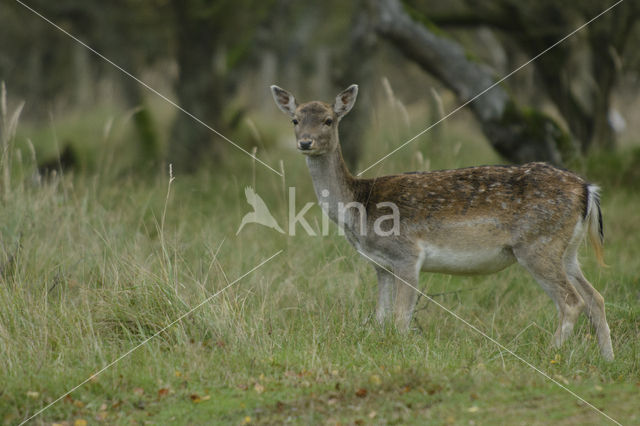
{"left": 1, "top": 89, "right": 639, "bottom": 425}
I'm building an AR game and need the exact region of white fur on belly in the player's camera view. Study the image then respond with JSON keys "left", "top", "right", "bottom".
{"left": 418, "top": 241, "right": 516, "bottom": 275}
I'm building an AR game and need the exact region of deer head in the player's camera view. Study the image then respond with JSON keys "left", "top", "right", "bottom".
{"left": 270, "top": 85, "right": 358, "bottom": 155}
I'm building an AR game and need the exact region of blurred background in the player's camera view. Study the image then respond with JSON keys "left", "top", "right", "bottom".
{"left": 1, "top": 0, "right": 640, "bottom": 180}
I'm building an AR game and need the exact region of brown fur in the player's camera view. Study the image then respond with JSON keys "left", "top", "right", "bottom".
{"left": 356, "top": 162, "right": 585, "bottom": 226}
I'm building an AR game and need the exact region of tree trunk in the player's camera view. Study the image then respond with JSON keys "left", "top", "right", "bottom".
{"left": 585, "top": 1, "right": 637, "bottom": 151}
{"left": 432, "top": 0, "right": 638, "bottom": 153}
{"left": 168, "top": 0, "right": 224, "bottom": 173}
{"left": 330, "top": 0, "right": 377, "bottom": 169}
{"left": 370, "top": 0, "right": 574, "bottom": 165}
{"left": 494, "top": 2, "right": 602, "bottom": 154}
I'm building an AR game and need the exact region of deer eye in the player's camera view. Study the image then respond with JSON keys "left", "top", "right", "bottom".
{"left": 324, "top": 118, "right": 333, "bottom": 126}
{"left": 292, "top": 119, "right": 299, "bottom": 125}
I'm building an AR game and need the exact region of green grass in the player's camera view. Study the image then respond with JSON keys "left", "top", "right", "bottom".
{"left": 1, "top": 97, "right": 639, "bottom": 425}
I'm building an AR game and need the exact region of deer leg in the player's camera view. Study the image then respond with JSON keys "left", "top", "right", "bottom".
{"left": 375, "top": 266, "right": 395, "bottom": 324}
{"left": 514, "top": 247, "right": 584, "bottom": 349}
{"left": 392, "top": 264, "right": 420, "bottom": 332}
{"left": 565, "top": 257, "right": 614, "bottom": 361}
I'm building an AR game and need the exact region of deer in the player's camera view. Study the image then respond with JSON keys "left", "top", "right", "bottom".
{"left": 270, "top": 84, "right": 614, "bottom": 361}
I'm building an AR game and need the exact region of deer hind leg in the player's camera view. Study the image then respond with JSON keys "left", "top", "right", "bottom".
{"left": 375, "top": 266, "right": 395, "bottom": 325}
{"left": 514, "top": 246, "right": 585, "bottom": 349}
{"left": 391, "top": 263, "right": 420, "bottom": 332}
{"left": 565, "top": 255, "right": 614, "bottom": 361}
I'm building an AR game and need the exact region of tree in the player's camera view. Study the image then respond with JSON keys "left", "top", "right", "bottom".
{"left": 369, "top": 0, "right": 574, "bottom": 165}
{"left": 407, "top": 0, "right": 639, "bottom": 152}
{"left": 330, "top": 0, "right": 377, "bottom": 169}
{"left": 167, "top": 0, "right": 276, "bottom": 172}
{"left": 2, "top": 0, "right": 171, "bottom": 166}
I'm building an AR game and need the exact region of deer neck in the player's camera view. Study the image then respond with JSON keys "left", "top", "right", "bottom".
{"left": 305, "top": 145, "right": 356, "bottom": 223}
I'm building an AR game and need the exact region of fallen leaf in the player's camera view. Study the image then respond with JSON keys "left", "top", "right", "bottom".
{"left": 254, "top": 383, "right": 265, "bottom": 394}
{"left": 467, "top": 406, "right": 479, "bottom": 413}
{"left": 74, "top": 420, "right": 87, "bottom": 426}
{"left": 355, "top": 420, "right": 364, "bottom": 425}
{"left": 133, "top": 387, "right": 144, "bottom": 396}
{"left": 174, "top": 371, "right": 182, "bottom": 377}
{"left": 369, "top": 374, "right": 382, "bottom": 386}
{"left": 64, "top": 395, "right": 74, "bottom": 404}
{"left": 99, "top": 403, "right": 107, "bottom": 411}
{"left": 298, "top": 369, "right": 311, "bottom": 377}
{"left": 368, "top": 411, "right": 377, "bottom": 419}
{"left": 355, "top": 388, "right": 368, "bottom": 398}
{"left": 73, "top": 400, "right": 85, "bottom": 408}
{"left": 189, "top": 393, "right": 210, "bottom": 403}
{"left": 26, "top": 391, "right": 39, "bottom": 399}
{"left": 158, "top": 388, "right": 169, "bottom": 397}
{"left": 400, "top": 385, "right": 411, "bottom": 394}
{"left": 427, "top": 384, "right": 443, "bottom": 395}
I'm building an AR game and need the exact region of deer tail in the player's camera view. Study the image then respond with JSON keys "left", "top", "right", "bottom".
{"left": 585, "top": 184, "right": 606, "bottom": 267}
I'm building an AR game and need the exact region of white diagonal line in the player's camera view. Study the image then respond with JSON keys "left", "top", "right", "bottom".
{"left": 15, "top": 0, "right": 282, "bottom": 177}
{"left": 356, "top": 250, "right": 621, "bottom": 425}
{"left": 19, "top": 249, "right": 283, "bottom": 425}
{"left": 357, "top": 0, "right": 625, "bottom": 176}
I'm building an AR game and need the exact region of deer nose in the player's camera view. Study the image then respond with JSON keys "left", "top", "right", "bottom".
{"left": 298, "top": 140, "right": 313, "bottom": 150}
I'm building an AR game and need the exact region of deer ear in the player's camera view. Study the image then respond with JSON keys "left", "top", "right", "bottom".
{"left": 270, "top": 85, "right": 298, "bottom": 118}
{"left": 333, "top": 84, "right": 358, "bottom": 119}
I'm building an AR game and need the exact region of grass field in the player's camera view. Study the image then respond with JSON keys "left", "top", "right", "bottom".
{"left": 1, "top": 92, "right": 639, "bottom": 425}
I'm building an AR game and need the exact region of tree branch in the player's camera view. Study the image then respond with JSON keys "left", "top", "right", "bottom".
{"left": 370, "top": 0, "right": 574, "bottom": 165}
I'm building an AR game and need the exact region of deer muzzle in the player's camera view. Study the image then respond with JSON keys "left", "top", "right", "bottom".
{"left": 298, "top": 139, "right": 314, "bottom": 151}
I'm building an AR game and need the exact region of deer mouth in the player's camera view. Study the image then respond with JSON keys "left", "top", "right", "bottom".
{"left": 297, "top": 140, "right": 317, "bottom": 153}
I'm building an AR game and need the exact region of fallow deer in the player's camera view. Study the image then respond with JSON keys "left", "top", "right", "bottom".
{"left": 271, "top": 84, "right": 614, "bottom": 361}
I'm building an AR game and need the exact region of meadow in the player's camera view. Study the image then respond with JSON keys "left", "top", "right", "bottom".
{"left": 1, "top": 85, "right": 639, "bottom": 425}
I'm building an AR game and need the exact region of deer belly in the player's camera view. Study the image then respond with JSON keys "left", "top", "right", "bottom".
{"left": 418, "top": 242, "right": 515, "bottom": 275}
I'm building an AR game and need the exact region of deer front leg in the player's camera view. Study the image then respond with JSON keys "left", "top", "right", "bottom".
{"left": 375, "top": 266, "right": 395, "bottom": 324}
{"left": 392, "top": 265, "right": 420, "bottom": 332}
